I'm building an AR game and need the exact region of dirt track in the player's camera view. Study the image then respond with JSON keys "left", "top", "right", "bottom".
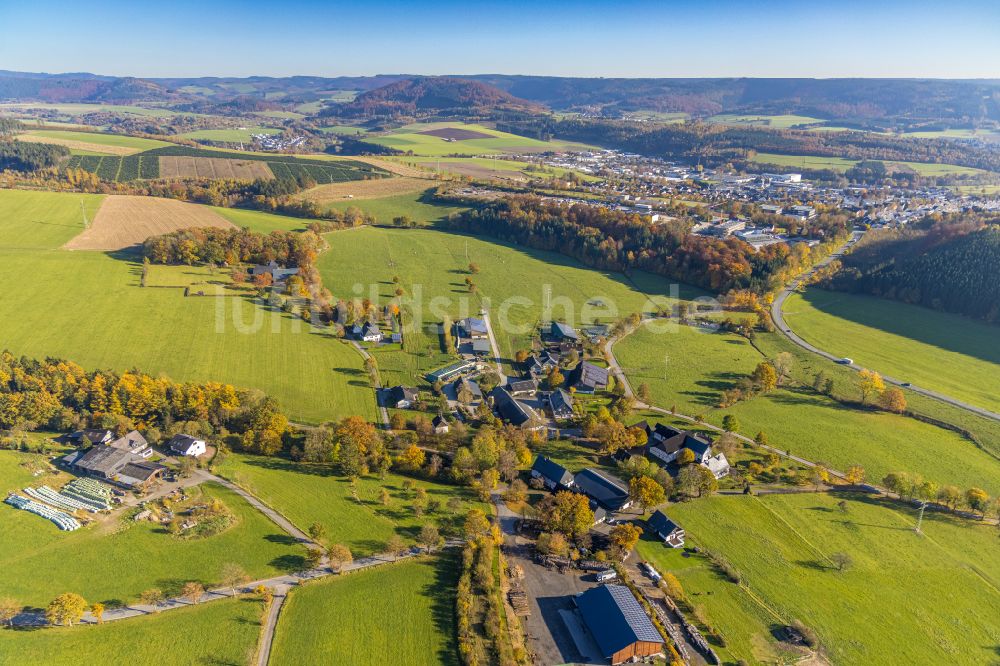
{"left": 64, "top": 195, "right": 235, "bottom": 250}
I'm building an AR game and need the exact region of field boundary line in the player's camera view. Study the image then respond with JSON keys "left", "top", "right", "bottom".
{"left": 750, "top": 495, "right": 833, "bottom": 566}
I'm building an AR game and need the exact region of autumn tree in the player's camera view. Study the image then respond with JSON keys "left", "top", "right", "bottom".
{"left": 845, "top": 465, "right": 865, "bottom": 485}
{"left": 608, "top": 523, "right": 641, "bottom": 554}
{"left": 675, "top": 448, "right": 696, "bottom": 466}
{"left": 463, "top": 508, "right": 491, "bottom": 539}
{"left": 722, "top": 414, "right": 739, "bottom": 433}
{"left": 396, "top": 444, "right": 425, "bottom": 471}
{"left": 140, "top": 588, "right": 164, "bottom": 612}
{"left": 538, "top": 491, "right": 594, "bottom": 539}
{"left": 419, "top": 524, "right": 443, "bottom": 552}
{"left": 220, "top": 563, "right": 250, "bottom": 596}
{"left": 545, "top": 367, "right": 565, "bottom": 391}
{"left": 830, "top": 552, "right": 854, "bottom": 572}
{"left": 752, "top": 362, "right": 778, "bottom": 393}
{"left": 879, "top": 387, "right": 907, "bottom": 413}
{"left": 333, "top": 415, "right": 384, "bottom": 477}
{"left": 771, "top": 352, "right": 793, "bottom": 385}
{"left": 857, "top": 369, "right": 885, "bottom": 405}
{"left": 90, "top": 602, "right": 105, "bottom": 625}
{"left": 182, "top": 582, "right": 205, "bottom": 605}
{"left": 636, "top": 382, "right": 652, "bottom": 404}
{"left": 45, "top": 593, "right": 87, "bottom": 626}
{"left": 328, "top": 544, "right": 353, "bottom": 572}
{"left": 966, "top": 487, "right": 990, "bottom": 516}
{"left": 308, "top": 521, "right": 327, "bottom": 543}
{"left": 629, "top": 475, "right": 666, "bottom": 513}
{"left": 386, "top": 534, "right": 408, "bottom": 560}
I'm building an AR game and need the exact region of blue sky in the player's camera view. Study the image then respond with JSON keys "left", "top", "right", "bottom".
{"left": 1, "top": 0, "right": 998, "bottom": 79}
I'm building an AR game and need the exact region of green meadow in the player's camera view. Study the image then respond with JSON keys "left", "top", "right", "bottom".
{"left": 615, "top": 323, "right": 1000, "bottom": 489}
{"left": 637, "top": 492, "right": 1000, "bottom": 665}
{"left": 317, "top": 224, "right": 703, "bottom": 383}
{"left": 215, "top": 453, "right": 484, "bottom": 556}
{"left": 322, "top": 189, "right": 469, "bottom": 225}
{"left": 750, "top": 152, "right": 991, "bottom": 176}
{"left": 271, "top": 556, "right": 458, "bottom": 666}
{"left": 368, "top": 121, "right": 591, "bottom": 156}
{"left": 0, "top": 189, "right": 376, "bottom": 424}
{"left": 783, "top": 289, "right": 1000, "bottom": 414}
{"left": 0, "top": 454, "right": 307, "bottom": 606}
{"left": 0, "top": 597, "right": 263, "bottom": 666}
{"left": 708, "top": 114, "right": 827, "bottom": 128}
{"left": 24, "top": 129, "right": 173, "bottom": 151}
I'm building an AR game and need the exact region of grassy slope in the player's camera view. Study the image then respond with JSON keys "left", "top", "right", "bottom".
{"left": 783, "top": 288, "right": 1000, "bottom": 414}
{"left": 317, "top": 225, "right": 704, "bottom": 384}
{"left": 215, "top": 453, "right": 483, "bottom": 556}
{"left": 212, "top": 205, "right": 314, "bottom": 233}
{"left": 323, "top": 189, "right": 469, "bottom": 225}
{"left": 271, "top": 555, "right": 458, "bottom": 666}
{"left": 750, "top": 152, "right": 990, "bottom": 176}
{"left": 25, "top": 129, "right": 172, "bottom": 150}
{"left": 0, "top": 460, "right": 307, "bottom": 606}
{"left": 638, "top": 493, "right": 1000, "bottom": 666}
{"left": 0, "top": 597, "right": 262, "bottom": 666}
{"left": 615, "top": 323, "right": 1000, "bottom": 490}
{"left": 369, "top": 121, "right": 590, "bottom": 156}
{"left": 0, "top": 190, "right": 375, "bottom": 424}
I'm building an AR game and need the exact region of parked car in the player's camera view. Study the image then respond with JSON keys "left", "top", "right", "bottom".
{"left": 837, "top": 357, "right": 854, "bottom": 365}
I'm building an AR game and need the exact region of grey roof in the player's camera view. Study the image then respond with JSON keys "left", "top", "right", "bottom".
{"left": 576, "top": 584, "right": 662, "bottom": 658}
{"left": 75, "top": 429, "right": 113, "bottom": 445}
{"left": 490, "top": 387, "right": 537, "bottom": 427}
{"left": 118, "top": 461, "right": 166, "bottom": 485}
{"left": 471, "top": 339, "right": 492, "bottom": 354}
{"left": 549, "top": 388, "right": 574, "bottom": 418}
{"left": 531, "top": 455, "right": 574, "bottom": 487}
{"left": 452, "top": 376, "right": 483, "bottom": 400}
{"left": 551, "top": 321, "right": 579, "bottom": 341}
{"left": 168, "top": 434, "right": 203, "bottom": 453}
{"left": 647, "top": 510, "right": 682, "bottom": 538}
{"left": 507, "top": 378, "right": 537, "bottom": 394}
{"left": 458, "top": 317, "right": 488, "bottom": 336}
{"left": 73, "top": 445, "right": 134, "bottom": 476}
{"left": 388, "top": 386, "right": 418, "bottom": 404}
{"left": 109, "top": 430, "right": 148, "bottom": 453}
{"left": 427, "top": 359, "right": 475, "bottom": 382}
{"left": 571, "top": 362, "right": 609, "bottom": 391}
{"left": 573, "top": 469, "right": 630, "bottom": 511}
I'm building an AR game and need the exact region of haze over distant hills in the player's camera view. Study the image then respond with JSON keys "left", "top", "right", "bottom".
{"left": 3, "top": 70, "right": 1000, "bottom": 126}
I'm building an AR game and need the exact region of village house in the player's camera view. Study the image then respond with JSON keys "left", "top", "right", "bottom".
{"left": 569, "top": 361, "right": 609, "bottom": 394}
{"left": 647, "top": 510, "right": 685, "bottom": 548}
{"left": 574, "top": 584, "right": 664, "bottom": 665}
{"left": 548, "top": 388, "right": 575, "bottom": 421}
{"left": 456, "top": 317, "right": 489, "bottom": 340}
{"left": 352, "top": 321, "right": 383, "bottom": 343}
{"left": 549, "top": 321, "right": 580, "bottom": 344}
{"left": 527, "top": 349, "right": 560, "bottom": 376}
{"left": 385, "top": 386, "right": 419, "bottom": 409}
{"left": 642, "top": 423, "right": 713, "bottom": 465}
{"left": 249, "top": 260, "right": 300, "bottom": 284}
{"left": 530, "top": 455, "right": 575, "bottom": 490}
{"left": 507, "top": 377, "right": 537, "bottom": 397}
{"left": 573, "top": 468, "right": 632, "bottom": 512}
{"left": 489, "top": 386, "right": 543, "bottom": 430}
{"left": 432, "top": 414, "right": 450, "bottom": 434}
{"left": 71, "top": 429, "right": 114, "bottom": 446}
{"left": 704, "top": 452, "right": 731, "bottom": 479}
{"left": 167, "top": 434, "right": 207, "bottom": 458}
{"left": 470, "top": 338, "right": 492, "bottom": 356}
{"left": 452, "top": 376, "right": 484, "bottom": 404}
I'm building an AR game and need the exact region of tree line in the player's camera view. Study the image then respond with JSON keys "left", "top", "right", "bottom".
{"left": 440, "top": 193, "right": 846, "bottom": 295}
{"left": 820, "top": 212, "right": 1000, "bottom": 322}
{"left": 0, "top": 140, "right": 69, "bottom": 172}
{"left": 0, "top": 351, "right": 288, "bottom": 453}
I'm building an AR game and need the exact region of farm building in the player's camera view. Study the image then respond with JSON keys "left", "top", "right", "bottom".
{"left": 507, "top": 378, "right": 537, "bottom": 397}
{"left": 549, "top": 321, "right": 580, "bottom": 343}
{"left": 71, "top": 429, "right": 114, "bottom": 446}
{"left": 452, "top": 376, "right": 483, "bottom": 403}
{"left": 574, "top": 584, "right": 664, "bottom": 664}
{"left": 704, "top": 452, "right": 731, "bottom": 479}
{"left": 548, "top": 388, "right": 575, "bottom": 420}
{"left": 647, "top": 510, "right": 685, "bottom": 548}
{"left": 426, "top": 359, "right": 476, "bottom": 384}
{"left": 249, "top": 260, "right": 300, "bottom": 284}
{"left": 490, "top": 386, "right": 542, "bottom": 430}
{"left": 432, "top": 414, "right": 450, "bottom": 434}
{"left": 456, "top": 317, "right": 488, "bottom": 340}
{"left": 530, "top": 455, "right": 575, "bottom": 490}
{"left": 527, "top": 350, "right": 560, "bottom": 376}
{"left": 570, "top": 362, "right": 609, "bottom": 393}
{"left": 108, "top": 430, "right": 151, "bottom": 457}
{"left": 647, "top": 426, "right": 712, "bottom": 465}
{"left": 471, "top": 339, "right": 492, "bottom": 356}
{"left": 385, "top": 386, "right": 418, "bottom": 409}
{"left": 573, "top": 469, "right": 631, "bottom": 512}
{"left": 352, "top": 321, "right": 383, "bottom": 343}
{"left": 168, "top": 434, "right": 207, "bottom": 457}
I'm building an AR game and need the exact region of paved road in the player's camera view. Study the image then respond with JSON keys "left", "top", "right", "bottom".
{"left": 771, "top": 233, "right": 1000, "bottom": 424}
{"left": 256, "top": 583, "right": 290, "bottom": 666}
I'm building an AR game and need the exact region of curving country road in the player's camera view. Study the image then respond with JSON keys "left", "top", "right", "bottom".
{"left": 771, "top": 232, "right": 1000, "bottom": 424}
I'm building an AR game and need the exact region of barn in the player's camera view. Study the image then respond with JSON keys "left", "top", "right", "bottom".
{"left": 575, "top": 584, "right": 664, "bottom": 664}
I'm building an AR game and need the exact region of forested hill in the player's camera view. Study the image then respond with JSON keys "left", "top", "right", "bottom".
{"left": 823, "top": 217, "right": 1000, "bottom": 322}
{"left": 326, "top": 77, "right": 540, "bottom": 117}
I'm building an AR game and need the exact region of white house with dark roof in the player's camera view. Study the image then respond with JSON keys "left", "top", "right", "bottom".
{"left": 168, "top": 434, "right": 207, "bottom": 457}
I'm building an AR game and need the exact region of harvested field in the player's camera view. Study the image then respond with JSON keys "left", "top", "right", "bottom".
{"left": 64, "top": 195, "right": 235, "bottom": 250}
{"left": 158, "top": 156, "right": 274, "bottom": 180}
{"left": 298, "top": 176, "right": 431, "bottom": 203}
{"left": 413, "top": 159, "right": 528, "bottom": 181}
{"left": 349, "top": 157, "right": 428, "bottom": 177}
{"left": 419, "top": 127, "right": 494, "bottom": 140}
{"left": 16, "top": 133, "right": 138, "bottom": 156}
